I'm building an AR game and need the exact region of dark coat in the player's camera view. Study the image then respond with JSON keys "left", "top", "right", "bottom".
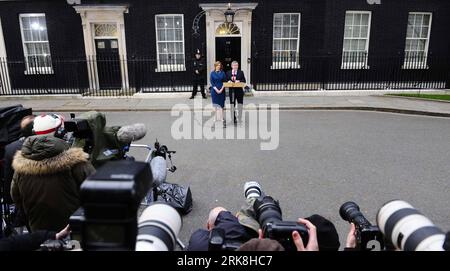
{"left": 226, "top": 70, "right": 246, "bottom": 88}
{"left": 0, "top": 230, "right": 56, "bottom": 251}
{"left": 187, "top": 211, "right": 251, "bottom": 251}
{"left": 193, "top": 57, "right": 205, "bottom": 79}
{"left": 11, "top": 135, "right": 95, "bottom": 232}
{"left": 3, "top": 138, "right": 24, "bottom": 203}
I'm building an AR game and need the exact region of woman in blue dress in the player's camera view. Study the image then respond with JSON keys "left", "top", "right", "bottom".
{"left": 210, "top": 61, "right": 227, "bottom": 127}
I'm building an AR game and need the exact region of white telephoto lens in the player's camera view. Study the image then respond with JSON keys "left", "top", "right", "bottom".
{"left": 377, "top": 200, "right": 445, "bottom": 251}
{"left": 136, "top": 203, "right": 182, "bottom": 251}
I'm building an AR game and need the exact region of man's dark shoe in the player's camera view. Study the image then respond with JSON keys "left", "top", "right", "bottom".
{"left": 189, "top": 96, "right": 195, "bottom": 99}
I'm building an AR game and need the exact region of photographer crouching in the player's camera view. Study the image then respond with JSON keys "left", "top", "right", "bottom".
{"left": 10, "top": 114, "right": 95, "bottom": 232}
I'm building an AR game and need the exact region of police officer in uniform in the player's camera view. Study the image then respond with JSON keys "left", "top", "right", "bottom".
{"left": 190, "top": 49, "right": 206, "bottom": 99}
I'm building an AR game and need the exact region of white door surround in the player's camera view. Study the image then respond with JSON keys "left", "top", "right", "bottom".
{"left": 73, "top": 5, "right": 129, "bottom": 91}
{"left": 199, "top": 3, "right": 258, "bottom": 87}
{"left": 0, "top": 17, "right": 11, "bottom": 94}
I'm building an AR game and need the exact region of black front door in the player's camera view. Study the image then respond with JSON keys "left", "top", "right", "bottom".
{"left": 95, "top": 39, "right": 121, "bottom": 90}
{"left": 215, "top": 37, "right": 241, "bottom": 72}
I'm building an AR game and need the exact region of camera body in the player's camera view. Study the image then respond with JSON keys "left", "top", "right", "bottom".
{"left": 70, "top": 160, "right": 153, "bottom": 251}
{"left": 254, "top": 196, "right": 308, "bottom": 251}
{"left": 208, "top": 228, "right": 243, "bottom": 251}
{"left": 340, "top": 201, "right": 384, "bottom": 251}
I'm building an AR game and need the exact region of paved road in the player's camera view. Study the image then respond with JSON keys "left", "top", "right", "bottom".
{"left": 60, "top": 110, "right": 450, "bottom": 249}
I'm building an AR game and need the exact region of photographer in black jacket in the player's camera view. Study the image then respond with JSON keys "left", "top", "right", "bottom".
{"left": 187, "top": 207, "right": 252, "bottom": 251}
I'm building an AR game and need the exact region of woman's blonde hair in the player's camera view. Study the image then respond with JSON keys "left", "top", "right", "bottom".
{"left": 214, "top": 61, "right": 222, "bottom": 70}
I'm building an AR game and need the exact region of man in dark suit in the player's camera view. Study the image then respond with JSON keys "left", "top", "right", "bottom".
{"left": 226, "top": 61, "right": 246, "bottom": 124}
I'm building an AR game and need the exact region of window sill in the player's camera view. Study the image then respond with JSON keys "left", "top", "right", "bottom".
{"left": 24, "top": 68, "right": 54, "bottom": 75}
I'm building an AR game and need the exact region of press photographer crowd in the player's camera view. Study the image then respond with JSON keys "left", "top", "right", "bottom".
{"left": 0, "top": 105, "right": 449, "bottom": 252}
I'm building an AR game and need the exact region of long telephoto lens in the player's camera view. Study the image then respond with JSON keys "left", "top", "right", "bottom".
{"left": 339, "top": 201, "right": 372, "bottom": 228}
{"left": 136, "top": 203, "right": 182, "bottom": 251}
{"left": 244, "top": 181, "right": 262, "bottom": 199}
{"left": 377, "top": 200, "right": 445, "bottom": 251}
{"left": 254, "top": 196, "right": 283, "bottom": 229}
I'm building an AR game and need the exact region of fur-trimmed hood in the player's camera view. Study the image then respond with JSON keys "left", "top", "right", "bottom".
{"left": 13, "top": 147, "right": 89, "bottom": 175}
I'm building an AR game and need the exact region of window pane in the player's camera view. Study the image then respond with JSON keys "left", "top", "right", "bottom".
{"left": 157, "top": 29, "right": 166, "bottom": 41}
{"left": 174, "top": 42, "right": 183, "bottom": 53}
{"left": 165, "top": 17, "right": 174, "bottom": 28}
{"left": 282, "top": 40, "right": 289, "bottom": 50}
{"left": 273, "top": 40, "right": 281, "bottom": 50}
{"left": 291, "top": 14, "right": 299, "bottom": 26}
{"left": 38, "top": 16, "right": 46, "bottom": 30}
{"left": 352, "top": 26, "right": 361, "bottom": 38}
{"left": 289, "top": 40, "right": 297, "bottom": 51}
{"left": 273, "top": 26, "right": 281, "bottom": 38}
{"left": 43, "top": 43, "right": 50, "bottom": 55}
{"left": 40, "top": 29, "right": 48, "bottom": 41}
{"left": 290, "top": 26, "right": 298, "bottom": 38}
{"left": 413, "top": 26, "right": 420, "bottom": 38}
{"left": 420, "top": 26, "right": 429, "bottom": 38}
{"left": 351, "top": 40, "right": 358, "bottom": 50}
{"left": 405, "top": 40, "right": 412, "bottom": 51}
{"left": 361, "top": 14, "right": 369, "bottom": 25}
{"left": 282, "top": 14, "right": 290, "bottom": 26}
{"left": 23, "top": 30, "right": 32, "bottom": 41}
{"left": 422, "top": 14, "right": 430, "bottom": 26}
{"left": 408, "top": 14, "right": 415, "bottom": 26}
{"left": 410, "top": 39, "right": 419, "bottom": 50}
{"left": 167, "top": 43, "right": 175, "bottom": 53}
{"left": 282, "top": 26, "right": 290, "bottom": 38}
{"left": 354, "top": 14, "right": 361, "bottom": 25}
{"left": 361, "top": 26, "right": 368, "bottom": 38}
{"left": 343, "top": 40, "right": 351, "bottom": 51}
{"left": 406, "top": 25, "right": 413, "bottom": 38}
{"left": 26, "top": 43, "right": 36, "bottom": 55}
{"left": 21, "top": 16, "right": 31, "bottom": 29}
{"left": 174, "top": 54, "right": 184, "bottom": 64}
{"left": 31, "top": 30, "right": 40, "bottom": 41}
{"left": 345, "top": 13, "right": 353, "bottom": 25}
{"left": 174, "top": 29, "right": 183, "bottom": 41}
{"left": 274, "top": 14, "right": 282, "bottom": 26}
{"left": 344, "top": 26, "right": 352, "bottom": 38}
{"left": 166, "top": 29, "right": 175, "bottom": 40}
{"left": 417, "top": 39, "right": 426, "bottom": 51}
{"left": 159, "top": 54, "right": 168, "bottom": 65}
{"left": 358, "top": 39, "right": 366, "bottom": 50}
{"left": 156, "top": 17, "right": 165, "bottom": 28}
{"left": 158, "top": 43, "right": 168, "bottom": 53}
{"left": 174, "top": 16, "right": 182, "bottom": 28}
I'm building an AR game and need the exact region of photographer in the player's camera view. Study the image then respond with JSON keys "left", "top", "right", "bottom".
{"left": 187, "top": 207, "right": 252, "bottom": 251}
{"left": 237, "top": 181, "right": 340, "bottom": 251}
{"left": 0, "top": 225, "right": 70, "bottom": 251}
{"left": 3, "top": 115, "right": 35, "bottom": 204}
{"left": 10, "top": 115, "right": 95, "bottom": 232}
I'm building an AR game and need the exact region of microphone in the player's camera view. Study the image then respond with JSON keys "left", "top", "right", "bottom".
{"left": 150, "top": 156, "right": 167, "bottom": 187}
{"left": 117, "top": 123, "right": 147, "bottom": 144}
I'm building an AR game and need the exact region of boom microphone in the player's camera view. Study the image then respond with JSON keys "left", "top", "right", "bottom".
{"left": 117, "top": 123, "right": 147, "bottom": 144}
{"left": 150, "top": 156, "right": 167, "bottom": 187}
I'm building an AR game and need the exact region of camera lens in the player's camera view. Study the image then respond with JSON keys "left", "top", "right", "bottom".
{"left": 136, "top": 203, "right": 182, "bottom": 251}
{"left": 377, "top": 200, "right": 445, "bottom": 251}
{"left": 254, "top": 196, "right": 283, "bottom": 229}
{"left": 339, "top": 201, "right": 372, "bottom": 228}
{"left": 244, "top": 181, "right": 262, "bottom": 199}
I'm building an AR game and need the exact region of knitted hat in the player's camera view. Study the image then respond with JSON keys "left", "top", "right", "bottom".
{"left": 33, "top": 114, "right": 63, "bottom": 135}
